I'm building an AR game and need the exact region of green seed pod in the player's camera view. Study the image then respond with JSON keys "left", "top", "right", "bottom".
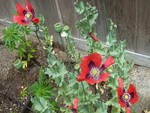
{"left": 14, "top": 59, "right": 23, "bottom": 70}
{"left": 54, "top": 22, "right": 63, "bottom": 33}
{"left": 63, "top": 25, "right": 70, "bottom": 32}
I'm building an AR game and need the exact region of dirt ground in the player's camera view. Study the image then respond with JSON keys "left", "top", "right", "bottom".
{"left": 130, "top": 65, "right": 150, "bottom": 113}
{"left": 0, "top": 25, "right": 150, "bottom": 113}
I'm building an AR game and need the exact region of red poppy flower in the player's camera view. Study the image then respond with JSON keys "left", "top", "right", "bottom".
{"left": 117, "top": 78, "right": 138, "bottom": 113}
{"left": 77, "top": 52, "right": 114, "bottom": 85}
{"left": 88, "top": 32, "right": 99, "bottom": 42}
{"left": 66, "top": 98, "right": 79, "bottom": 113}
{"left": 13, "top": 0, "right": 39, "bottom": 25}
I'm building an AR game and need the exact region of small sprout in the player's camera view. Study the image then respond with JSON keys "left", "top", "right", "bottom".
{"left": 13, "top": 59, "right": 23, "bottom": 70}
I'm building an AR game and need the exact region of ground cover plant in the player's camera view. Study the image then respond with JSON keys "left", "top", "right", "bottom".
{"left": 2, "top": 0, "right": 139, "bottom": 113}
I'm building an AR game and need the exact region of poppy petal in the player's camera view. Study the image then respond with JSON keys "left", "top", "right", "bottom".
{"left": 86, "top": 78, "right": 96, "bottom": 85}
{"left": 78, "top": 57, "right": 90, "bottom": 82}
{"left": 88, "top": 32, "right": 99, "bottom": 42}
{"left": 16, "top": 3, "right": 27, "bottom": 16}
{"left": 73, "top": 98, "right": 79, "bottom": 110}
{"left": 103, "top": 56, "right": 114, "bottom": 69}
{"left": 80, "top": 55, "right": 90, "bottom": 71}
{"left": 25, "top": 0, "right": 35, "bottom": 15}
{"left": 77, "top": 72, "right": 87, "bottom": 82}
{"left": 32, "top": 17, "right": 39, "bottom": 24}
{"left": 127, "top": 84, "right": 138, "bottom": 104}
{"left": 118, "top": 78, "right": 124, "bottom": 89}
{"left": 80, "top": 52, "right": 101, "bottom": 71}
{"left": 117, "top": 87, "right": 124, "bottom": 98}
{"left": 89, "top": 52, "right": 102, "bottom": 67}
{"left": 126, "top": 107, "right": 130, "bottom": 113}
{"left": 96, "top": 72, "right": 109, "bottom": 83}
{"left": 117, "top": 87, "right": 126, "bottom": 107}
{"left": 13, "top": 15, "right": 28, "bottom": 26}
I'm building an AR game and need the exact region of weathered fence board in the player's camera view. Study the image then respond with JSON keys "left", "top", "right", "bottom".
{"left": 105, "top": 0, "right": 137, "bottom": 52}
{"left": 95, "top": 0, "right": 107, "bottom": 42}
{"left": 58, "top": 0, "right": 79, "bottom": 37}
{"left": 136, "top": 0, "right": 150, "bottom": 56}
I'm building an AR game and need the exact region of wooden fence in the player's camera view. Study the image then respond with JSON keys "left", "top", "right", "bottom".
{"left": 0, "top": 0, "right": 150, "bottom": 67}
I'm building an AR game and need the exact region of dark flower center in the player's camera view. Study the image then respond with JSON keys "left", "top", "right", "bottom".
{"left": 25, "top": 12, "right": 33, "bottom": 21}
{"left": 90, "top": 67, "right": 100, "bottom": 80}
{"left": 122, "top": 93, "right": 131, "bottom": 102}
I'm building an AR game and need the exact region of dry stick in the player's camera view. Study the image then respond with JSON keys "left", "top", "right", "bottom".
{"left": 35, "top": 29, "right": 42, "bottom": 46}
{"left": 0, "top": 92, "right": 35, "bottom": 113}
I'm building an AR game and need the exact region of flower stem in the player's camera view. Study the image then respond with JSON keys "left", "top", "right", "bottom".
{"left": 66, "top": 36, "right": 77, "bottom": 61}
{"left": 34, "top": 24, "right": 42, "bottom": 46}
{"left": 98, "top": 84, "right": 104, "bottom": 111}
{"left": 81, "top": 82, "right": 86, "bottom": 100}
{"left": 58, "top": 33, "right": 65, "bottom": 50}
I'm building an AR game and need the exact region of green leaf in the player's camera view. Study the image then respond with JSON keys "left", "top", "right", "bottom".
{"left": 95, "top": 101, "right": 108, "bottom": 113}
{"left": 28, "top": 53, "right": 33, "bottom": 58}
{"left": 106, "top": 97, "right": 120, "bottom": 108}
{"left": 31, "top": 96, "right": 49, "bottom": 113}
{"left": 74, "top": 1, "right": 85, "bottom": 14}
{"left": 111, "top": 106, "right": 121, "bottom": 113}
{"left": 29, "top": 68, "right": 54, "bottom": 99}
{"left": 88, "top": 12, "right": 98, "bottom": 27}
{"left": 22, "top": 60, "right": 27, "bottom": 69}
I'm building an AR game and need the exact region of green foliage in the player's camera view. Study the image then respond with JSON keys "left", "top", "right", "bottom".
{"left": 3, "top": 1, "right": 137, "bottom": 113}
{"left": 105, "top": 21, "right": 133, "bottom": 113}
{"left": 29, "top": 68, "right": 54, "bottom": 98}
{"left": 45, "top": 47, "right": 68, "bottom": 86}
{"left": 3, "top": 23, "right": 35, "bottom": 69}
{"left": 75, "top": 1, "right": 98, "bottom": 37}
{"left": 37, "top": 1, "right": 134, "bottom": 113}
{"left": 31, "top": 96, "right": 56, "bottom": 113}
{"left": 95, "top": 101, "right": 108, "bottom": 113}
{"left": 75, "top": 1, "right": 104, "bottom": 54}
{"left": 29, "top": 68, "right": 59, "bottom": 113}
{"left": 75, "top": 1, "right": 134, "bottom": 113}
{"left": 3, "top": 23, "right": 23, "bottom": 51}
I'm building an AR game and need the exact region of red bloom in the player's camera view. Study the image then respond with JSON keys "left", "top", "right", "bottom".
{"left": 117, "top": 78, "right": 138, "bottom": 113}
{"left": 88, "top": 32, "right": 99, "bottom": 42}
{"left": 77, "top": 52, "right": 114, "bottom": 85}
{"left": 66, "top": 98, "right": 79, "bottom": 113}
{"left": 13, "top": 0, "right": 39, "bottom": 25}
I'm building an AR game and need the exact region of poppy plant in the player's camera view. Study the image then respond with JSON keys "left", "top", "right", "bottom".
{"left": 77, "top": 52, "right": 114, "bottom": 85}
{"left": 117, "top": 78, "right": 138, "bottom": 113}
{"left": 13, "top": 0, "right": 39, "bottom": 25}
{"left": 66, "top": 98, "right": 79, "bottom": 113}
{"left": 88, "top": 32, "right": 99, "bottom": 42}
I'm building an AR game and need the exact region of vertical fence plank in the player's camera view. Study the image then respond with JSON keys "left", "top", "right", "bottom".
{"left": 136, "top": 0, "right": 150, "bottom": 56}
{"left": 94, "top": 0, "right": 107, "bottom": 42}
{"left": 57, "top": 0, "right": 79, "bottom": 37}
{"left": 0, "top": 0, "right": 16, "bottom": 21}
